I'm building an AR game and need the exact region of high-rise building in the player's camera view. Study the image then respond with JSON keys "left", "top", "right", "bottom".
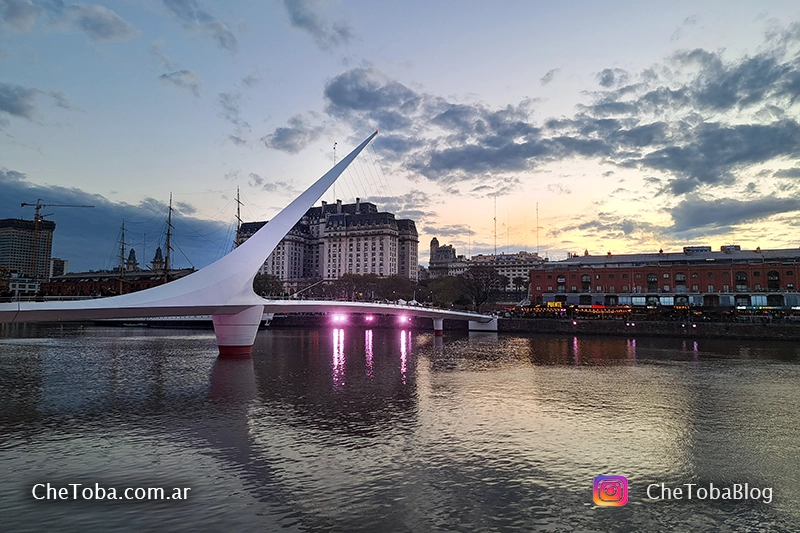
{"left": 49, "top": 257, "right": 68, "bottom": 279}
{"left": 0, "top": 218, "right": 56, "bottom": 280}
{"left": 240, "top": 198, "right": 419, "bottom": 291}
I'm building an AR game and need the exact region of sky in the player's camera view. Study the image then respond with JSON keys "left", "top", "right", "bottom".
{"left": 2, "top": 0, "right": 800, "bottom": 273}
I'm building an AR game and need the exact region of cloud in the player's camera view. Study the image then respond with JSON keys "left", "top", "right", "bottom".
{"left": 0, "top": 0, "right": 41, "bottom": 32}
{"left": 241, "top": 73, "right": 261, "bottom": 87}
{"left": 159, "top": 70, "right": 201, "bottom": 96}
{"left": 1, "top": 0, "right": 137, "bottom": 40}
{"left": 162, "top": 0, "right": 237, "bottom": 52}
{"left": 324, "top": 67, "right": 420, "bottom": 130}
{"left": 671, "top": 15, "right": 698, "bottom": 41}
{"left": 64, "top": 4, "right": 137, "bottom": 41}
{"left": 247, "top": 173, "right": 262, "bottom": 187}
{"left": 550, "top": 211, "right": 661, "bottom": 241}
{"left": 0, "top": 81, "right": 39, "bottom": 119}
{"left": 282, "top": 0, "right": 354, "bottom": 51}
{"left": 265, "top": 25, "right": 800, "bottom": 210}
{"left": 0, "top": 168, "right": 232, "bottom": 271}
{"left": 259, "top": 179, "right": 298, "bottom": 195}
{"left": 596, "top": 68, "right": 630, "bottom": 88}
{"left": 218, "top": 91, "right": 251, "bottom": 145}
{"left": 547, "top": 183, "right": 571, "bottom": 194}
{"left": 423, "top": 224, "right": 473, "bottom": 238}
{"left": 48, "top": 90, "right": 76, "bottom": 110}
{"left": 262, "top": 114, "right": 323, "bottom": 153}
{"left": 0, "top": 167, "right": 27, "bottom": 181}
{"left": 540, "top": 68, "right": 560, "bottom": 86}
{"left": 774, "top": 167, "right": 800, "bottom": 178}
{"left": 670, "top": 195, "right": 800, "bottom": 232}
{"left": 149, "top": 40, "right": 177, "bottom": 71}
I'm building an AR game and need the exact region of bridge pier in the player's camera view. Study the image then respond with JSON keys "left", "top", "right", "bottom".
{"left": 212, "top": 306, "right": 263, "bottom": 357}
{"left": 432, "top": 318, "right": 444, "bottom": 336}
{"left": 469, "top": 316, "right": 498, "bottom": 332}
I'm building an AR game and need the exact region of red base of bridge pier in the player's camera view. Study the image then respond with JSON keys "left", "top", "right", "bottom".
{"left": 212, "top": 306, "right": 263, "bottom": 359}
{"left": 217, "top": 345, "right": 254, "bottom": 357}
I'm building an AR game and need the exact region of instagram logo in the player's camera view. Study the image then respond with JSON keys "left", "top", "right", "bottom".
{"left": 593, "top": 475, "right": 628, "bottom": 506}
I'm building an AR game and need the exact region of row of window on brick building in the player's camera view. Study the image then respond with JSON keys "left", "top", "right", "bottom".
{"left": 534, "top": 269, "right": 796, "bottom": 293}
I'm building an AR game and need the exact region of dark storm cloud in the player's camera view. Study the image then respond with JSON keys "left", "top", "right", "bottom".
{"left": 267, "top": 25, "right": 800, "bottom": 203}
{"left": 631, "top": 120, "right": 800, "bottom": 194}
{"left": 261, "top": 114, "right": 322, "bottom": 153}
{"left": 0, "top": 168, "right": 231, "bottom": 271}
{"left": 774, "top": 167, "right": 800, "bottom": 178}
{"left": 0, "top": 81, "right": 38, "bottom": 119}
{"left": 159, "top": 70, "right": 201, "bottom": 96}
{"left": 282, "top": 0, "right": 354, "bottom": 51}
{"left": 324, "top": 68, "right": 420, "bottom": 131}
{"left": 162, "top": 0, "right": 237, "bottom": 52}
{"left": 597, "top": 68, "right": 630, "bottom": 88}
{"left": 669, "top": 195, "right": 800, "bottom": 232}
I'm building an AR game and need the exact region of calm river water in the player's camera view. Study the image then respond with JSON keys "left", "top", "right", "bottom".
{"left": 1, "top": 324, "right": 799, "bottom": 532}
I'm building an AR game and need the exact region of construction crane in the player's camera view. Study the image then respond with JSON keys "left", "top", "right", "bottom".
{"left": 21, "top": 199, "right": 94, "bottom": 279}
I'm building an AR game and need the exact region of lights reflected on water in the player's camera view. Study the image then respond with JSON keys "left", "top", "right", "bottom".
{"left": 399, "top": 330, "right": 411, "bottom": 384}
{"left": 626, "top": 339, "right": 637, "bottom": 361}
{"left": 332, "top": 328, "right": 345, "bottom": 387}
{"left": 365, "top": 329, "right": 373, "bottom": 378}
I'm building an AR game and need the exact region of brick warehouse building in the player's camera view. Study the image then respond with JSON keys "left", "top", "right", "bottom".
{"left": 529, "top": 246, "right": 800, "bottom": 309}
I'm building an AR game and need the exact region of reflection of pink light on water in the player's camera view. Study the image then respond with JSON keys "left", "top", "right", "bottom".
{"left": 573, "top": 336, "right": 580, "bottom": 366}
{"left": 332, "top": 328, "right": 345, "bottom": 387}
{"left": 365, "top": 329, "right": 374, "bottom": 378}
{"left": 400, "top": 330, "right": 409, "bottom": 384}
{"left": 627, "top": 339, "right": 637, "bottom": 361}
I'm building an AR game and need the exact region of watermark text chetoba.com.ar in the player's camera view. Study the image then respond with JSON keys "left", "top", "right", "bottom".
{"left": 32, "top": 483, "right": 191, "bottom": 501}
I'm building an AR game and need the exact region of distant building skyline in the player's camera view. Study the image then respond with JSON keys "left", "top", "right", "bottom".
{"left": 240, "top": 199, "right": 419, "bottom": 292}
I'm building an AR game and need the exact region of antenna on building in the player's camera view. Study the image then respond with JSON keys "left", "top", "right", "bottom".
{"left": 493, "top": 194, "right": 497, "bottom": 256}
{"left": 536, "top": 202, "right": 539, "bottom": 256}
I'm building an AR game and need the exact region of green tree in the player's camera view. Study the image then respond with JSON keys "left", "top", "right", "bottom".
{"left": 425, "top": 275, "right": 469, "bottom": 307}
{"left": 252, "top": 273, "right": 284, "bottom": 296}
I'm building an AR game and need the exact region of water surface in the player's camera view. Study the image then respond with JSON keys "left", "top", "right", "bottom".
{"left": 1, "top": 325, "right": 798, "bottom": 532}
